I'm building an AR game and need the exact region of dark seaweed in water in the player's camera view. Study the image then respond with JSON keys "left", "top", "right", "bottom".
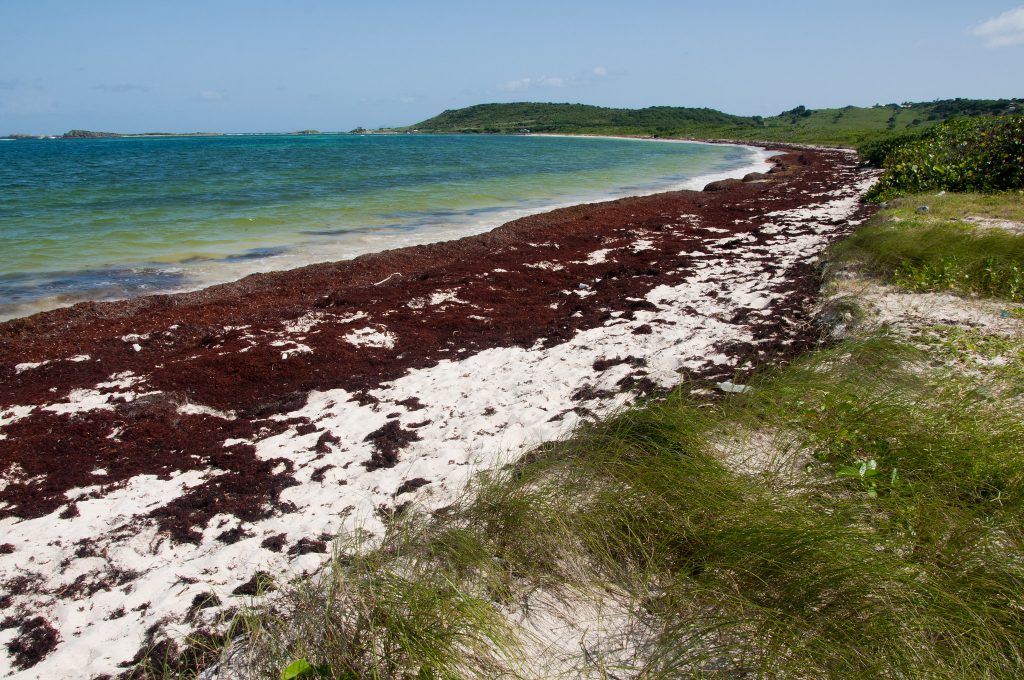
{"left": 0, "top": 267, "right": 190, "bottom": 322}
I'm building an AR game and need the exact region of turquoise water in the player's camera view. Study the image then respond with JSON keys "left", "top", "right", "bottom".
{"left": 0, "top": 134, "right": 767, "bottom": 319}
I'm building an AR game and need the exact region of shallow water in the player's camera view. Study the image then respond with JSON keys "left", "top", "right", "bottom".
{"left": 0, "top": 133, "right": 769, "bottom": 319}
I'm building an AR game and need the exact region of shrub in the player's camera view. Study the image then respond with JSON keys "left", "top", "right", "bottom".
{"left": 866, "top": 115, "right": 1024, "bottom": 201}
{"left": 857, "top": 129, "right": 932, "bottom": 167}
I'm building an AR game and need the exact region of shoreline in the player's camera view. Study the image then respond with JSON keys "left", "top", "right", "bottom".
{"left": 0, "top": 146, "right": 878, "bottom": 678}
{"left": 0, "top": 137, "right": 772, "bottom": 323}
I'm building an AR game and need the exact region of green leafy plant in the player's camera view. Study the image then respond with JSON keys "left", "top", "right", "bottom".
{"left": 857, "top": 129, "right": 932, "bottom": 167}
{"left": 280, "top": 659, "right": 336, "bottom": 679}
{"left": 836, "top": 458, "right": 899, "bottom": 497}
{"left": 866, "top": 115, "right": 1024, "bottom": 201}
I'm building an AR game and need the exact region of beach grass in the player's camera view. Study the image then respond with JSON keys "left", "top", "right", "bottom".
{"left": 200, "top": 335, "right": 1024, "bottom": 677}
{"left": 832, "top": 192, "right": 1024, "bottom": 300}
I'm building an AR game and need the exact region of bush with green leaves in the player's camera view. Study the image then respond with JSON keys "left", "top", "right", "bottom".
{"left": 857, "top": 128, "right": 932, "bottom": 167}
{"left": 866, "top": 115, "right": 1024, "bottom": 201}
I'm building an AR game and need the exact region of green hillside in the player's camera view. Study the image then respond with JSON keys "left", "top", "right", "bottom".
{"left": 395, "top": 98, "right": 1022, "bottom": 147}
{"left": 403, "top": 102, "right": 754, "bottom": 136}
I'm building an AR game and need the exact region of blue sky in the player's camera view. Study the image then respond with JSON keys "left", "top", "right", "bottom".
{"left": 2, "top": 0, "right": 1022, "bottom": 134}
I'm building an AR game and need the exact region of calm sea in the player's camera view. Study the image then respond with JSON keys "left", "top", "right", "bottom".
{"left": 0, "top": 134, "right": 770, "bottom": 320}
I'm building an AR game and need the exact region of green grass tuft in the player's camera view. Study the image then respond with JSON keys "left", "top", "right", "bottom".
{"left": 222, "top": 330, "right": 1024, "bottom": 678}
{"left": 832, "top": 193, "right": 1024, "bottom": 300}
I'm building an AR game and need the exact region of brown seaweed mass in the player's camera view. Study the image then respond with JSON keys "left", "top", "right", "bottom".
{"left": 0, "top": 146, "right": 873, "bottom": 541}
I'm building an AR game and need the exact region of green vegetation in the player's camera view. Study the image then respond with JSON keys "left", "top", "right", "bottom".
{"left": 394, "top": 98, "right": 1022, "bottom": 148}
{"left": 833, "top": 192, "right": 1024, "bottom": 300}
{"left": 192, "top": 328, "right": 1024, "bottom": 678}
{"left": 253, "top": 539, "right": 518, "bottom": 679}
{"left": 404, "top": 102, "right": 753, "bottom": 136}
{"left": 864, "top": 115, "right": 1024, "bottom": 201}
{"left": 855, "top": 128, "right": 931, "bottom": 167}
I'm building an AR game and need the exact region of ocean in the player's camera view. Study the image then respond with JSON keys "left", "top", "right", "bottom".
{"left": 0, "top": 133, "right": 771, "bottom": 320}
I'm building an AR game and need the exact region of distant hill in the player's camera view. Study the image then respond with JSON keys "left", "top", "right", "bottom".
{"left": 403, "top": 102, "right": 754, "bottom": 135}
{"left": 396, "top": 99, "right": 1023, "bottom": 147}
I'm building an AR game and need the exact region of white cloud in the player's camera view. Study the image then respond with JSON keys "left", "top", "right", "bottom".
{"left": 970, "top": 6, "right": 1024, "bottom": 48}
{"left": 496, "top": 67, "right": 613, "bottom": 93}
{"left": 498, "top": 75, "right": 568, "bottom": 92}
{"left": 197, "top": 89, "right": 224, "bottom": 101}
{"left": 499, "top": 77, "right": 532, "bottom": 92}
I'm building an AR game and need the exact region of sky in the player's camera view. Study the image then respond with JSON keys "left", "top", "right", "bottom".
{"left": 1, "top": 0, "right": 1022, "bottom": 134}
